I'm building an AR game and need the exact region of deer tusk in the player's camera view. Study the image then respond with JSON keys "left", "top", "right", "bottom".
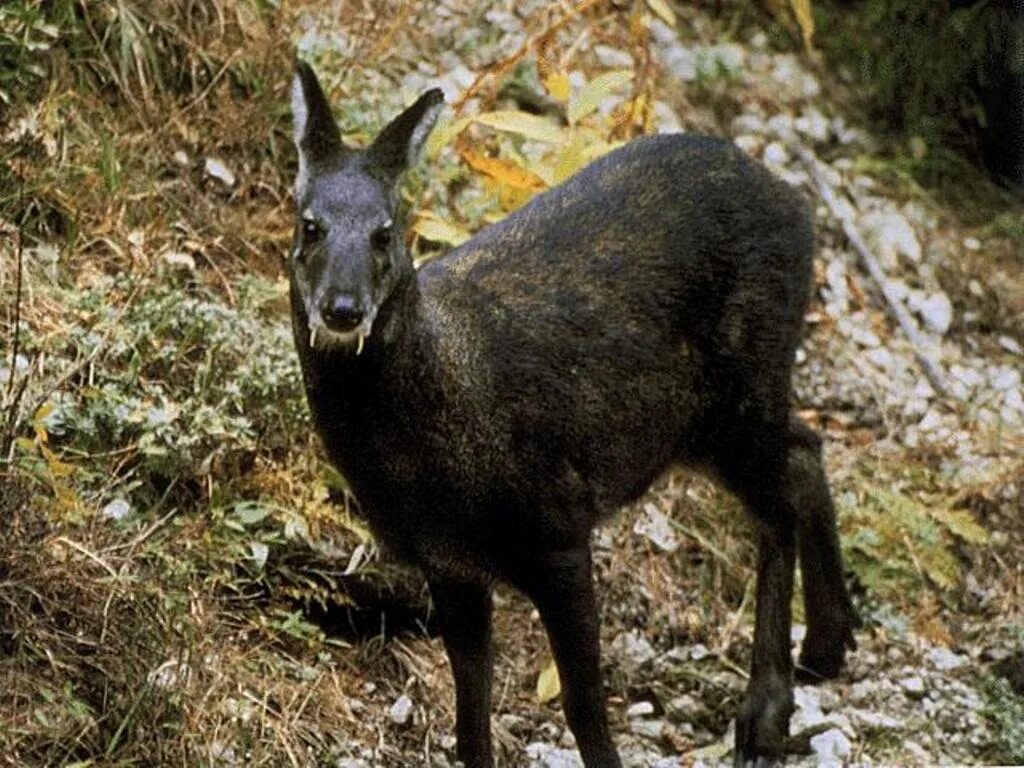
{"left": 356, "top": 333, "right": 365, "bottom": 356}
{"left": 309, "top": 326, "right": 318, "bottom": 349}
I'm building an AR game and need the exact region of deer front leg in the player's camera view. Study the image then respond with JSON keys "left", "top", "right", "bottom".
{"left": 515, "top": 546, "right": 623, "bottom": 768}
{"left": 430, "top": 578, "right": 495, "bottom": 768}
{"left": 734, "top": 517, "right": 796, "bottom": 768}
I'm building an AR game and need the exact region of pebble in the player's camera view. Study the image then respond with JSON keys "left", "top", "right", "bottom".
{"left": 763, "top": 141, "right": 789, "bottom": 166}
{"left": 633, "top": 503, "right": 679, "bottom": 553}
{"left": 899, "top": 675, "right": 927, "bottom": 699}
{"left": 388, "top": 694, "right": 414, "bottom": 725}
{"left": 860, "top": 210, "right": 922, "bottom": 268}
{"left": 998, "top": 335, "right": 1022, "bottom": 355}
{"left": 626, "top": 701, "right": 655, "bottom": 718}
{"left": 203, "top": 156, "right": 236, "bottom": 187}
{"left": 525, "top": 743, "right": 583, "bottom": 768}
{"left": 794, "top": 107, "right": 831, "bottom": 143}
{"left": 916, "top": 291, "right": 954, "bottom": 335}
{"left": 610, "top": 631, "right": 656, "bottom": 670}
{"left": 810, "top": 727, "right": 852, "bottom": 763}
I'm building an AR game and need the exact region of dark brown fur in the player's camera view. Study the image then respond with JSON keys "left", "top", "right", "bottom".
{"left": 289, "top": 62, "right": 859, "bottom": 768}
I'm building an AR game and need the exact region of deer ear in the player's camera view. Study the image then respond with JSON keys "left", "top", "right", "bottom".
{"left": 367, "top": 88, "right": 444, "bottom": 183}
{"left": 292, "top": 61, "right": 345, "bottom": 193}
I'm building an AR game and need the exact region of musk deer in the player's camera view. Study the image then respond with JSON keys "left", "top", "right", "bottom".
{"left": 288, "top": 61, "right": 859, "bottom": 768}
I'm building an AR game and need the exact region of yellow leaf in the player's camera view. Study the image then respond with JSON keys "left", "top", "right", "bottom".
{"left": 544, "top": 71, "right": 571, "bottom": 102}
{"left": 411, "top": 216, "right": 471, "bottom": 247}
{"left": 645, "top": 0, "right": 677, "bottom": 26}
{"left": 459, "top": 150, "right": 547, "bottom": 192}
{"left": 536, "top": 658, "right": 561, "bottom": 704}
{"left": 568, "top": 70, "right": 633, "bottom": 126}
{"left": 426, "top": 114, "right": 474, "bottom": 157}
{"left": 789, "top": 0, "right": 815, "bottom": 52}
{"left": 472, "top": 111, "right": 564, "bottom": 144}
{"left": 14, "top": 436, "right": 36, "bottom": 453}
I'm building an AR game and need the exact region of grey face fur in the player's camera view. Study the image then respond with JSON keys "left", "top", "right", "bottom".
{"left": 290, "top": 62, "right": 443, "bottom": 351}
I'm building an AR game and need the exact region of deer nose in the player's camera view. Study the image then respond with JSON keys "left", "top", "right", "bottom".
{"left": 320, "top": 294, "right": 364, "bottom": 332}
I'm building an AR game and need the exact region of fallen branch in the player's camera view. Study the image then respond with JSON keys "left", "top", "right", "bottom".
{"left": 791, "top": 140, "right": 951, "bottom": 398}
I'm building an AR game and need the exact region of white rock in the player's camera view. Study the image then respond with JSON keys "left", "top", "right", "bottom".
{"left": 860, "top": 210, "right": 922, "bottom": 268}
{"left": 733, "top": 134, "right": 764, "bottom": 157}
{"left": 626, "top": 701, "right": 655, "bottom": 718}
{"left": 732, "top": 113, "right": 766, "bottom": 135}
{"left": 998, "top": 335, "right": 1022, "bottom": 355}
{"left": 810, "top": 727, "right": 852, "bottom": 763}
{"left": 388, "top": 694, "right": 414, "bottom": 725}
{"left": 794, "top": 107, "right": 831, "bottom": 143}
{"left": 926, "top": 647, "right": 967, "bottom": 671}
{"left": 526, "top": 742, "right": 583, "bottom": 768}
{"left": 991, "top": 366, "right": 1022, "bottom": 391}
{"left": 899, "top": 675, "right": 927, "bottom": 699}
{"left": 203, "top": 156, "right": 236, "bottom": 187}
{"left": 865, "top": 347, "right": 895, "bottom": 371}
{"left": 633, "top": 503, "right": 679, "bottom": 553}
{"left": 917, "top": 292, "right": 954, "bottom": 335}
{"left": 102, "top": 499, "right": 131, "bottom": 524}
{"left": 763, "top": 142, "right": 789, "bottom": 167}
{"left": 918, "top": 409, "right": 945, "bottom": 432}
{"left": 848, "top": 707, "right": 903, "bottom": 729}
{"left": 690, "top": 643, "right": 710, "bottom": 661}
{"left": 963, "top": 236, "right": 981, "bottom": 251}
{"left": 610, "top": 631, "right": 656, "bottom": 670}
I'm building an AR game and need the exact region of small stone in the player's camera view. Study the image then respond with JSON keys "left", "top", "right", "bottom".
{"left": 794, "top": 107, "right": 831, "bottom": 143}
{"left": 860, "top": 210, "right": 922, "bottom": 268}
{"left": 991, "top": 366, "right": 1022, "bottom": 391}
{"left": 203, "top": 156, "right": 236, "bottom": 187}
{"left": 633, "top": 503, "right": 679, "bottom": 553}
{"left": 388, "top": 694, "right": 413, "bottom": 725}
{"left": 102, "top": 498, "right": 132, "bottom": 521}
{"left": 172, "top": 150, "right": 189, "bottom": 166}
{"left": 628, "top": 718, "right": 665, "bottom": 739}
{"left": 917, "top": 291, "right": 954, "bottom": 335}
{"left": 926, "top": 647, "right": 967, "bottom": 671}
{"left": 763, "top": 141, "right": 789, "bottom": 166}
{"left": 918, "top": 409, "right": 944, "bottom": 432}
{"left": 968, "top": 279, "right": 984, "bottom": 297}
{"left": 963, "top": 236, "right": 981, "bottom": 251}
{"left": 899, "top": 675, "right": 927, "bottom": 699}
{"left": 626, "top": 701, "right": 655, "bottom": 719}
{"left": 689, "top": 643, "right": 710, "bottom": 661}
{"left": 733, "top": 134, "right": 764, "bottom": 157}
{"left": 998, "top": 335, "right": 1022, "bottom": 355}
{"left": 610, "top": 631, "right": 656, "bottom": 670}
{"left": 525, "top": 742, "right": 584, "bottom": 768}
{"left": 810, "top": 727, "right": 852, "bottom": 762}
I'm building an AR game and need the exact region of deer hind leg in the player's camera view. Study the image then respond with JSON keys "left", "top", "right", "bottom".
{"left": 785, "top": 416, "right": 860, "bottom": 682}
{"left": 711, "top": 420, "right": 797, "bottom": 766}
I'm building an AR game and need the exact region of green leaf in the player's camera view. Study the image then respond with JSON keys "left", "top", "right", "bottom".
{"left": 472, "top": 111, "right": 564, "bottom": 144}
{"left": 233, "top": 501, "right": 269, "bottom": 526}
{"left": 568, "top": 70, "right": 633, "bottom": 125}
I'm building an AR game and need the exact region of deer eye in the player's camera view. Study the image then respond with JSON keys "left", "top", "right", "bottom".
{"left": 302, "top": 217, "right": 323, "bottom": 244}
{"left": 370, "top": 223, "right": 393, "bottom": 252}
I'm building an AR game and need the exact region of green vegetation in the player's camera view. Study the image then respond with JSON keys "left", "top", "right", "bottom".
{"left": 815, "top": 0, "right": 1020, "bottom": 197}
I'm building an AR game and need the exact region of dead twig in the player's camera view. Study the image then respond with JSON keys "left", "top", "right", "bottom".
{"left": 791, "top": 140, "right": 951, "bottom": 398}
